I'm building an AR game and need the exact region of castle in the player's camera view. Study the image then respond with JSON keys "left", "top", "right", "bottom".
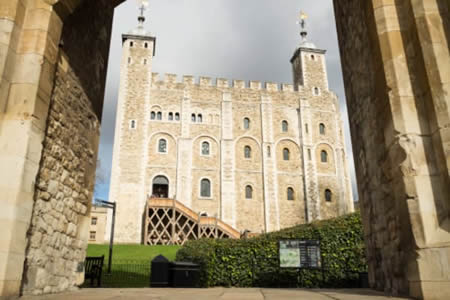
{"left": 108, "top": 11, "right": 354, "bottom": 244}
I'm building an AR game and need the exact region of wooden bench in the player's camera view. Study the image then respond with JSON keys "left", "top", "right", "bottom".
{"left": 84, "top": 255, "right": 104, "bottom": 287}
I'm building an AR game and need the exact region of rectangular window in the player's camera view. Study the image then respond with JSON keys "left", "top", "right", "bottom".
{"left": 130, "top": 120, "right": 137, "bottom": 129}
{"left": 89, "top": 231, "right": 96, "bottom": 240}
{"left": 308, "top": 149, "right": 311, "bottom": 160}
{"left": 91, "top": 217, "right": 97, "bottom": 225}
{"left": 305, "top": 124, "right": 309, "bottom": 134}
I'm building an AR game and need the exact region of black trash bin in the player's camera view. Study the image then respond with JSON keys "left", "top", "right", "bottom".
{"left": 359, "top": 272, "right": 369, "bottom": 288}
{"left": 170, "top": 262, "right": 200, "bottom": 287}
{"left": 150, "top": 255, "right": 170, "bottom": 287}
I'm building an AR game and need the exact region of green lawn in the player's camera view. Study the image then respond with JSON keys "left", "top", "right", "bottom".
{"left": 84, "top": 244, "right": 181, "bottom": 288}
{"left": 86, "top": 244, "right": 180, "bottom": 261}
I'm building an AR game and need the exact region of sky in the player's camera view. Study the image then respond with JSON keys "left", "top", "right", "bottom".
{"left": 94, "top": 0, "right": 358, "bottom": 202}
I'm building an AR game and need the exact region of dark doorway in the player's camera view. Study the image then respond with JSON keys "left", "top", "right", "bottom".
{"left": 152, "top": 176, "right": 169, "bottom": 198}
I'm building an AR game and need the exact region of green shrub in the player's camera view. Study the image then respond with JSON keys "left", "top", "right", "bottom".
{"left": 176, "top": 212, "right": 366, "bottom": 288}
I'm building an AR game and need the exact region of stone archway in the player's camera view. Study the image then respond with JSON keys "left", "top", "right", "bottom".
{"left": 152, "top": 175, "right": 169, "bottom": 198}
{"left": 0, "top": 0, "right": 448, "bottom": 299}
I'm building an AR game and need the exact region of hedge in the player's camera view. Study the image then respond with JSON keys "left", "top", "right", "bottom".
{"left": 176, "top": 212, "right": 367, "bottom": 288}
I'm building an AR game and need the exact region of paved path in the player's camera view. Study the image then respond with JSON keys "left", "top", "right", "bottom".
{"left": 21, "top": 288, "right": 410, "bottom": 300}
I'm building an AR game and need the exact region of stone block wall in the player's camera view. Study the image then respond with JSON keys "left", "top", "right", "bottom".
{"left": 20, "top": 0, "right": 119, "bottom": 295}
{"left": 334, "top": 0, "right": 450, "bottom": 298}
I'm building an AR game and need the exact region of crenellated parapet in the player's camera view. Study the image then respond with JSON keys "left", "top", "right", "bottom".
{"left": 151, "top": 73, "right": 299, "bottom": 93}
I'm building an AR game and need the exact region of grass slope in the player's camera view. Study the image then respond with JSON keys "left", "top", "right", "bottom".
{"left": 86, "top": 244, "right": 180, "bottom": 261}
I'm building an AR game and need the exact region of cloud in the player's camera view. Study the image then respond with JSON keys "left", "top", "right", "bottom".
{"left": 95, "top": 0, "right": 359, "bottom": 202}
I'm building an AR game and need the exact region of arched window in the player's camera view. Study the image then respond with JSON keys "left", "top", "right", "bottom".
{"left": 200, "top": 179, "right": 211, "bottom": 198}
{"left": 245, "top": 185, "right": 253, "bottom": 199}
{"left": 198, "top": 114, "right": 203, "bottom": 123}
{"left": 314, "top": 87, "right": 320, "bottom": 95}
{"left": 175, "top": 113, "right": 180, "bottom": 121}
{"left": 150, "top": 112, "right": 156, "bottom": 120}
{"left": 319, "top": 123, "right": 326, "bottom": 135}
{"left": 191, "top": 114, "right": 196, "bottom": 122}
{"left": 282, "top": 120, "right": 288, "bottom": 132}
{"left": 311, "top": 54, "right": 315, "bottom": 60}
{"left": 287, "top": 187, "right": 294, "bottom": 201}
{"left": 158, "top": 139, "right": 167, "bottom": 153}
{"left": 283, "top": 148, "right": 290, "bottom": 161}
{"left": 325, "top": 189, "right": 332, "bottom": 202}
{"left": 321, "top": 150, "right": 328, "bottom": 163}
{"left": 201, "top": 141, "right": 210, "bottom": 156}
{"left": 130, "top": 41, "right": 134, "bottom": 47}
{"left": 244, "top": 146, "right": 251, "bottom": 159}
{"left": 243, "top": 118, "right": 250, "bottom": 130}
{"left": 130, "top": 120, "right": 136, "bottom": 129}
{"left": 267, "top": 146, "right": 271, "bottom": 158}
{"left": 144, "top": 42, "right": 148, "bottom": 48}
{"left": 156, "top": 112, "right": 162, "bottom": 120}
{"left": 168, "top": 112, "right": 173, "bottom": 121}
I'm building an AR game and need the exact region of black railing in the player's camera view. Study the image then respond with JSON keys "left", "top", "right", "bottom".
{"left": 83, "top": 259, "right": 150, "bottom": 288}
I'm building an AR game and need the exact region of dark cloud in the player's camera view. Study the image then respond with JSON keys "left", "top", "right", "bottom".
{"left": 95, "top": 0, "right": 358, "bottom": 202}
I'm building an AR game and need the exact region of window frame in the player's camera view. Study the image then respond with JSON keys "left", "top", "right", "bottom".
{"left": 199, "top": 178, "right": 212, "bottom": 199}
{"left": 150, "top": 111, "right": 156, "bottom": 120}
{"left": 283, "top": 148, "right": 290, "bottom": 161}
{"left": 319, "top": 123, "right": 326, "bottom": 135}
{"left": 156, "top": 112, "right": 162, "bottom": 120}
{"left": 325, "top": 189, "right": 332, "bottom": 202}
{"left": 245, "top": 185, "right": 253, "bottom": 199}
{"left": 201, "top": 141, "right": 210, "bottom": 156}
{"left": 89, "top": 231, "right": 96, "bottom": 240}
{"left": 168, "top": 112, "right": 173, "bottom": 121}
{"left": 282, "top": 120, "right": 289, "bottom": 132}
{"left": 287, "top": 187, "right": 295, "bottom": 201}
{"left": 175, "top": 113, "right": 180, "bottom": 121}
{"left": 91, "top": 217, "right": 97, "bottom": 225}
{"left": 244, "top": 145, "right": 252, "bottom": 159}
{"left": 320, "top": 150, "right": 328, "bottom": 163}
{"left": 158, "top": 138, "right": 168, "bottom": 154}
{"left": 129, "top": 119, "right": 137, "bottom": 129}
{"left": 243, "top": 117, "right": 250, "bottom": 130}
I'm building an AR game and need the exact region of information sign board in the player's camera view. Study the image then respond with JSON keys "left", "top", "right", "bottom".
{"left": 279, "top": 240, "right": 321, "bottom": 269}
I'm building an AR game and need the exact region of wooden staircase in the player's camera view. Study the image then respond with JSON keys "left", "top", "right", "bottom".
{"left": 144, "top": 197, "right": 241, "bottom": 245}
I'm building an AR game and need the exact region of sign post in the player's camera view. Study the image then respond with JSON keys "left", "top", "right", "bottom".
{"left": 279, "top": 240, "right": 323, "bottom": 286}
{"left": 99, "top": 200, "right": 116, "bottom": 275}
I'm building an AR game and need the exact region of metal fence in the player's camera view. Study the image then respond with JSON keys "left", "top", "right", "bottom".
{"left": 83, "top": 259, "right": 151, "bottom": 288}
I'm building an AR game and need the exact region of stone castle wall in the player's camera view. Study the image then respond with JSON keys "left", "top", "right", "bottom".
{"left": 111, "top": 35, "right": 355, "bottom": 240}
{"left": 19, "top": 0, "right": 117, "bottom": 295}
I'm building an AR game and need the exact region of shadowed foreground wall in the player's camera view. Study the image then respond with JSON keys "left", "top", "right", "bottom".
{"left": 334, "top": 0, "right": 450, "bottom": 299}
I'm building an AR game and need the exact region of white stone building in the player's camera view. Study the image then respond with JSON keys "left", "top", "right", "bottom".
{"left": 108, "top": 13, "right": 354, "bottom": 244}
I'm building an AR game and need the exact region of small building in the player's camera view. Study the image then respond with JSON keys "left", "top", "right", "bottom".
{"left": 88, "top": 205, "right": 108, "bottom": 244}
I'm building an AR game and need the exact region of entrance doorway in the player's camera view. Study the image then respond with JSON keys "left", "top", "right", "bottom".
{"left": 152, "top": 176, "right": 169, "bottom": 198}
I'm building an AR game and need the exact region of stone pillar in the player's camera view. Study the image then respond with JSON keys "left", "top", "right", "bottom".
{"left": 220, "top": 92, "right": 236, "bottom": 226}
{"left": 297, "top": 100, "right": 319, "bottom": 221}
{"left": 176, "top": 91, "right": 193, "bottom": 208}
{"left": 334, "top": 0, "right": 450, "bottom": 298}
{"left": 0, "top": 1, "right": 63, "bottom": 297}
{"left": 260, "top": 95, "right": 279, "bottom": 232}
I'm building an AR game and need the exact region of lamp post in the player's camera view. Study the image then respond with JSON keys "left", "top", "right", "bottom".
{"left": 99, "top": 200, "right": 116, "bottom": 275}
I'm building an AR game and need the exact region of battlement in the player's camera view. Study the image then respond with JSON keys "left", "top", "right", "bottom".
{"left": 151, "top": 73, "right": 298, "bottom": 92}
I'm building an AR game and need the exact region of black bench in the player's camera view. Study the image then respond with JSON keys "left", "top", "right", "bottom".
{"left": 84, "top": 255, "right": 104, "bottom": 287}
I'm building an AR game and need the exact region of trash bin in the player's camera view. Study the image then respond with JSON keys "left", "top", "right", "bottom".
{"left": 170, "top": 262, "right": 200, "bottom": 287}
{"left": 150, "top": 255, "right": 170, "bottom": 287}
{"left": 359, "top": 272, "right": 369, "bottom": 288}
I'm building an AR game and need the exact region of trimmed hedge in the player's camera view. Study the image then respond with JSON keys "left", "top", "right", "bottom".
{"left": 176, "top": 212, "right": 366, "bottom": 288}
